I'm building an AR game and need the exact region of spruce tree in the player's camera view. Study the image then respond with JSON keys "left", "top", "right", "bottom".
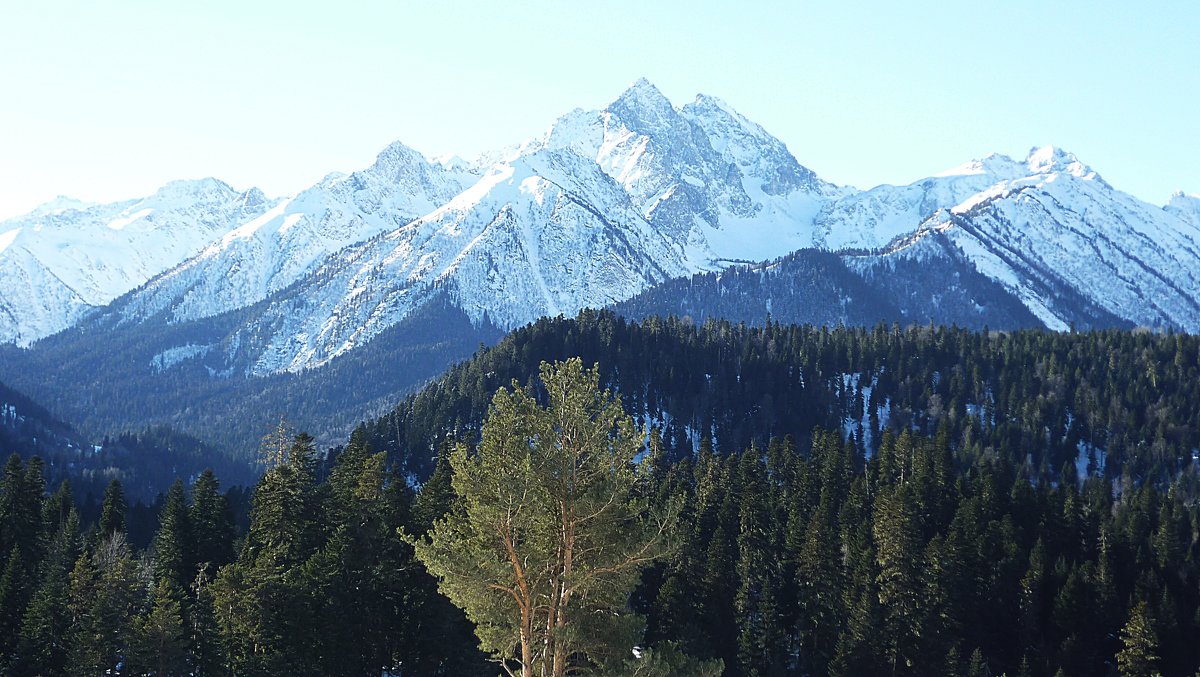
{"left": 189, "top": 470, "right": 234, "bottom": 571}
{"left": 153, "top": 478, "right": 193, "bottom": 589}
{"left": 15, "top": 508, "right": 80, "bottom": 677}
{"left": 874, "top": 486, "right": 924, "bottom": 674}
{"left": 1116, "top": 600, "right": 1160, "bottom": 677}
{"left": 187, "top": 565, "right": 223, "bottom": 677}
{"left": 411, "top": 439, "right": 455, "bottom": 535}
{"left": 0, "top": 455, "right": 30, "bottom": 558}
{"left": 796, "top": 487, "right": 843, "bottom": 673}
{"left": 0, "top": 547, "right": 29, "bottom": 665}
{"left": 66, "top": 531, "right": 143, "bottom": 674}
{"left": 213, "top": 432, "right": 324, "bottom": 676}
{"left": 734, "top": 449, "right": 785, "bottom": 676}
{"left": 309, "top": 429, "right": 398, "bottom": 675}
{"left": 97, "top": 478, "right": 127, "bottom": 540}
{"left": 129, "top": 579, "right": 189, "bottom": 677}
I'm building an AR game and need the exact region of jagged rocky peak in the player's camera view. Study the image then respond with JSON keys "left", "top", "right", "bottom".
{"left": 1168, "top": 191, "right": 1200, "bottom": 209}
{"left": 152, "top": 177, "right": 240, "bottom": 203}
{"left": 605, "top": 78, "right": 694, "bottom": 141}
{"left": 683, "top": 92, "right": 828, "bottom": 196}
{"left": 1167, "top": 191, "right": 1200, "bottom": 226}
{"left": 610, "top": 77, "right": 675, "bottom": 115}
{"left": 238, "top": 186, "right": 270, "bottom": 210}
{"left": 371, "top": 140, "right": 429, "bottom": 172}
{"left": 359, "top": 140, "right": 454, "bottom": 189}
{"left": 431, "top": 153, "right": 473, "bottom": 174}
{"left": 934, "top": 152, "right": 1028, "bottom": 180}
{"left": 1024, "top": 145, "right": 1098, "bottom": 179}
{"left": 933, "top": 147, "right": 1099, "bottom": 184}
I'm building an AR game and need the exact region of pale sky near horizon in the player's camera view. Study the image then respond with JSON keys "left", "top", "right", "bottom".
{"left": 0, "top": 1, "right": 1196, "bottom": 221}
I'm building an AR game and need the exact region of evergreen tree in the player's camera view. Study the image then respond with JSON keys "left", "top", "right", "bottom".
{"left": 0, "top": 547, "right": 29, "bottom": 665}
{"left": 734, "top": 449, "right": 785, "bottom": 676}
{"left": 14, "top": 508, "right": 80, "bottom": 677}
{"left": 1116, "top": 600, "right": 1160, "bottom": 677}
{"left": 874, "top": 486, "right": 924, "bottom": 674}
{"left": 187, "top": 565, "right": 223, "bottom": 677}
{"left": 0, "top": 455, "right": 42, "bottom": 564}
{"left": 306, "top": 429, "right": 407, "bottom": 675}
{"left": 213, "top": 432, "right": 324, "bottom": 676}
{"left": 97, "top": 478, "right": 127, "bottom": 540}
{"left": 41, "top": 480, "right": 74, "bottom": 544}
{"left": 189, "top": 470, "right": 235, "bottom": 571}
{"left": 242, "top": 432, "right": 322, "bottom": 566}
{"left": 129, "top": 579, "right": 189, "bottom": 677}
{"left": 411, "top": 439, "right": 455, "bottom": 536}
{"left": 796, "top": 485, "right": 844, "bottom": 673}
{"left": 410, "top": 359, "right": 676, "bottom": 677}
{"left": 966, "top": 647, "right": 991, "bottom": 677}
{"left": 153, "top": 478, "right": 193, "bottom": 589}
{"left": 64, "top": 533, "right": 142, "bottom": 675}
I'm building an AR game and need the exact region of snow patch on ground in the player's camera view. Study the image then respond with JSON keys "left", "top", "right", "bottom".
{"left": 150, "top": 343, "right": 212, "bottom": 372}
{"left": 1074, "top": 439, "right": 1107, "bottom": 481}
{"left": 105, "top": 208, "right": 154, "bottom": 231}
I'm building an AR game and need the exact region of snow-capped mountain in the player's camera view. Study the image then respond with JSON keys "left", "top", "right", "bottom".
{"left": 116, "top": 141, "right": 472, "bottom": 324}
{"left": 5, "top": 79, "right": 1199, "bottom": 378}
{"left": 94, "top": 79, "right": 858, "bottom": 373}
{"left": 874, "top": 149, "right": 1200, "bottom": 330}
{"left": 531, "top": 78, "right": 839, "bottom": 266}
{"left": 231, "top": 148, "right": 689, "bottom": 373}
{"left": 0, "top": 179, "right": 272, "bottom": 344}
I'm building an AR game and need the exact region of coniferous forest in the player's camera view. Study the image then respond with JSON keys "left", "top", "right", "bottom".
{"left": 3, "top": 312, "right": 1200, "bottom": 675}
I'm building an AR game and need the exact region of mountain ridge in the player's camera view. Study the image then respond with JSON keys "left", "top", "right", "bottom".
{"left": 4, "top": 78, "right": 1198, "bottom": 372}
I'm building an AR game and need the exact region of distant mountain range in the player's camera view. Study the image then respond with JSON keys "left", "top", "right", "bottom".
{"left": 1, "top": 78, "right": 1198, "bottom": 457}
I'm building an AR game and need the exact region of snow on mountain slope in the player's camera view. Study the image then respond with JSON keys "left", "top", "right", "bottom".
{"left": 0, "top": 245, "right": 93, "bottom": 346}
{"left": 233, "top": 149, "right": 687, "bottom": 374}
{"left": 7, "top": 78, "right": 1199, "bottom": 372}
{"left": 0, "top": 179, "right": 272, "bottom": 344}
{"left": 117, "top": 141, "right": 471, "bottom": 324}
{"left": 866, "top": 150, "right": 1200, "bottom": 331}
{"left": 532, "top": 78, "right": 837, "bottom": 266}
{"left": 812, "top": 153, "right": 1031, "bottom": 250}
{"left": 1167, "top": 192, "right": 1200, "bottom": 228}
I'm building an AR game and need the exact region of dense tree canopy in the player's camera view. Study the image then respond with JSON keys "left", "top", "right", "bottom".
{"left": 1, "top": 315, "right": 1199, "bottom": 675}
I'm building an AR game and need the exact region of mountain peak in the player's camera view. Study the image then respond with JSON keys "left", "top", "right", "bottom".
{"left": 610, "top": 77, "right": 674, "bottom": 113}
{"left": 933, "top": 152, "right": 1025, "bottom": 180}
{"left": 684, "top": 92, "right": 771, "bottom": 141}
{"left": 1167, "top": 191, "right": 1200, "bottom": 227}
{"left": 370, "top": 140, "right": 431, "bottom": 175}
{"left": 690, "top": 92, "right": 733, "bottom": 112}
{"left": 153, "top": 177, "right": 236, "bottom": 202}
{"left": 1024, "top": 145, "right": 1096, "bottom": 179}
{"left": 21, "top": 195, "right": 96, "bottom": 219}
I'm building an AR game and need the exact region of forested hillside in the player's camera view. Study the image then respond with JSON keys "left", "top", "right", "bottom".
{"left": 610, "top": 245, "right": 1060, "bottom": 330}
{"left": 2, "top": 335, "right": 1199, "bottom": 674}
{"left": 1, "top": 380, "right": 248, "bottom": 500}
{"left": 0, "top": 294, "right": 502, "bottom": 462}
{"left": 362, "top": 311, "right": 1200, "bottom": 484}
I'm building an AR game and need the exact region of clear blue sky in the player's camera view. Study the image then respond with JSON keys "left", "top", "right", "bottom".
{"left": 1, "top": 1, "right": 1196, "bottom": 220}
